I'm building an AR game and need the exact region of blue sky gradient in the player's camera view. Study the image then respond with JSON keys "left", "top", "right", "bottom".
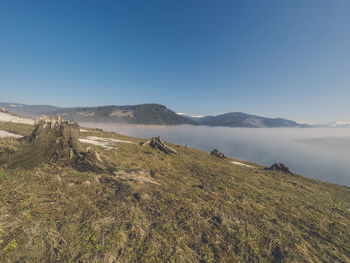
{"left": 0, "top": 0, "right": 349, "bottom": 122}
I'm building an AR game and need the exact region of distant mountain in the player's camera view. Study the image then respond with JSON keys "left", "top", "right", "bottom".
{"left": 53, "top": 104, "right": 197, "bottom": 125}
{"left": 0, "top": 102, "right": 305, "bottom": 127}
{"left": 0, "top": 103, "right": 61, "bottom": 118}
{"left": 0, "top": 103, "right": 195, "bottom": 125}
{"left": 185, "top": 112, "right": 305, "bottom": 128}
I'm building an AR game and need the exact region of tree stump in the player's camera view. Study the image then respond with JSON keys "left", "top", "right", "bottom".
{"left": 266, "top": 163, "right": 294, "bottom": 175}
{"left": 142, "top": 136, "right": 177, "bottom": 154}
{"left": 210, "top": 149, "right": 226, "bottom": 159}
{"left": 0, "top": 115, "right": 114, "bottom": 172}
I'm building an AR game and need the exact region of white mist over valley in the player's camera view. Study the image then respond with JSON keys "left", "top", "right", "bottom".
{"left": 81, "top": 123, "right": 350, "bottom": 186}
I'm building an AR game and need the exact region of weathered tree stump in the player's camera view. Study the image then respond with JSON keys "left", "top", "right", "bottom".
{"left": 142, "top": 136, "right": 177, "bottom": 154}
{"left": 266, "top": 163, "right": 294, "bottom": 175}
{"left": 210, "top": 149, "right": 226, "bottom": 159}
{"left": 0, "top": 115, "right": 114, "bottom": 172}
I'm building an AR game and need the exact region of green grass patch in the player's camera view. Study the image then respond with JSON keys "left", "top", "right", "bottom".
{"left": 3, "top": 239, "right": 17, "bottom": 252}
{"left": 0, "top": 170, "right": 8, "bottom": 179}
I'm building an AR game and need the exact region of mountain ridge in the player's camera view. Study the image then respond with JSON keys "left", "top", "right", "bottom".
{"left": 0, "top": 102, "right": 306, "bottom": 127}
{"left": 184, "top": 112, "right": 306, "bottom": 128}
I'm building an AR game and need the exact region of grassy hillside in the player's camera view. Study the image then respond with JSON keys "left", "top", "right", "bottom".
{"left": 0, "top": 122, "right": 349, "bottom": 262}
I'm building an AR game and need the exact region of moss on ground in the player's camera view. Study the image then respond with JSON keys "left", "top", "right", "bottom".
{"left": 0, "top": 122, "right": 349, "bottom": 262}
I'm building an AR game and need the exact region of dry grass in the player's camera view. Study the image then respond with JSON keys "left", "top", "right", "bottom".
{"left": 0, "top": 122, "right": 349, "bottom": 262}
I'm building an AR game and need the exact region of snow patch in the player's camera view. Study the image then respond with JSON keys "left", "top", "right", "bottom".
{"left": 79, "top": 138, "right": 115, "bottom": 150}
{"left": 0, "top": 130, "right": 23, "bottom": 138}
{"left": 79, "top": 136, "right": 135, "bottom": 150}
{"left": 231, "top": 161, "right": 254, "bottom": 168}
{"left": 190, "top": 115, "right": 204, "bottom": 118}
{"left": 84, "top": 136, "right": 134, "bottom": 144}
{"left": 177, "top": 112, "right": 204, "bottom": 118}
{"left": 0, "top": 112, "right": 34, "bottom": 124}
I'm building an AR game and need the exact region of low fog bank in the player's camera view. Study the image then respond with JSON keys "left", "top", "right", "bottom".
{"left": 81, "top": 123, "right": 350, "bottom": 186}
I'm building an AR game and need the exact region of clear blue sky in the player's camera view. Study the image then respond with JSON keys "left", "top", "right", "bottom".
{"left": 0, "top": 0, "right": 349, "bottom": 122}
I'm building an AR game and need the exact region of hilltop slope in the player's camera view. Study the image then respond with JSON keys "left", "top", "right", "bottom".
{"left": 0, "top": 120, "right": 348, "bottom": 262}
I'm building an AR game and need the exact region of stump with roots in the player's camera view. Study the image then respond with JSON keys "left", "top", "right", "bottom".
{"left": 142, "top": 136, "right": 177, "bottom": 154}
{"left": 210, "top": 149, "right": 226, "bottom": 159}
{"left": 0, "top": 115, "right": 114, "bottom": 172}
{"left": 266, "top": 163, "right": 294, "bottom": 175}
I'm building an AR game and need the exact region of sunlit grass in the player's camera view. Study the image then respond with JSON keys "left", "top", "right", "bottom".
{"left": 0, "top": 122, "right": 349, "bottom": 262}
